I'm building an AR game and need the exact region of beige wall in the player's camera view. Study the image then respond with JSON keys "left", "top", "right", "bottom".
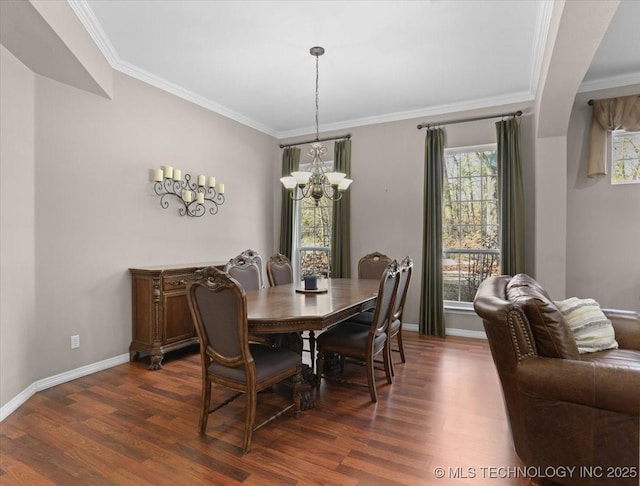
{"left": 0, "top": 48, "right": 277, "bottom": 409}
{"left": 0, "top": 46, "right": 38, "bottom": 407}
{"left": 566, "top": 86, "right": 640, "bottom": 312}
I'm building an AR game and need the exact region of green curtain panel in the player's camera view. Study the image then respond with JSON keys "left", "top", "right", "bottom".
{"left": 419, "top": 129, "right": 445, "bottom": 337}
{"left": 496, "top": 118, "right": 525, "bottom": 276}
{"left": 331, "top": 139, "right": 351, "bottom": 278}
{"left": 279, "top": 147, "right": 300, "bottom": 260}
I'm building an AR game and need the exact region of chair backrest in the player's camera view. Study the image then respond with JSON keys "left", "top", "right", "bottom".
{"left": 358, "top": 252, "right": 392, "bottom": 280}
{"left": 369, "top": 260, "right": 400, "bottom": 340}
{"left": 225, "top": 249, "right": 263, "bottom": 291}
{"left": 392, "top": 256, "right": 413, "bottom": 322}
{"left": 187, "top": 267, "right": 249, "bottom": 368}
{"left": 266, "top": 253, "right": 293, "bottom": 287}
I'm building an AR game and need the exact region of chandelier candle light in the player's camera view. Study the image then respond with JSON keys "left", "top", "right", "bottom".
{"left": 153, "top": 166, "right": 225, "bottom": 217}
{"left": 280, "top": 46, "right": 352, "bottom": 206}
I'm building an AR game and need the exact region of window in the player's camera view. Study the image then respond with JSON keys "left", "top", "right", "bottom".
{"left": 293, "top": 161, "right": 333, "bottom": 280}
{"left": 442, "top": 145, "right": 501, "bottom": 305}
{"left": 611, "top": 130, "right": 640, "bottom": 184}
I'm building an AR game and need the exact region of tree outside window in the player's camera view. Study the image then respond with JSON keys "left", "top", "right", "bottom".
{"left": 442, "top": 145, "right": 501, "bottom": 304}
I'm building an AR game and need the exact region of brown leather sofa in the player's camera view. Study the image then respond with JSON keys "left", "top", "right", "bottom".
{"left": 474, "top": 274, "right": 640, "bottom": 486}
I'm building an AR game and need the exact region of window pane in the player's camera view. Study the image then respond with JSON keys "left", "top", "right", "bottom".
{"left": 612, "top": 131, "right": 640, "bottom": 184}
{"left": 443, "top": 146, "right": 500, "bottom": 303}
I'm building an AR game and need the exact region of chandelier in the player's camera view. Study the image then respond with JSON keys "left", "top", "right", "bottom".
{"left": 280, "top": 46, "right": 352, "bottom": 206}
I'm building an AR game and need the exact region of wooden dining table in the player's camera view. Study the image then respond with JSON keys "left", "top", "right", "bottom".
{"left": 244, "top": 278, "right": 379, "bottom": 409}
{"left": 245, "top": 278, "right": 379, "bottom": 333}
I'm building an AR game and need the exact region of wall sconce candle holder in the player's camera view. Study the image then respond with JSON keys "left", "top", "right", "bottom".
{"left": 153, "top": 167, "right": 225, "bottom": 217}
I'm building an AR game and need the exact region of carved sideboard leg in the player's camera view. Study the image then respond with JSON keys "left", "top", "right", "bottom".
{"left": 149, "top": 353, "right": 164, "bottom": 370}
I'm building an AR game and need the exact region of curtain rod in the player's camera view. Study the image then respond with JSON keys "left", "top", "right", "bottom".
{"left": 417, "top": 110, "right": 523, "bottom": 130}
{"left": 279, "top": 133, "right": 351, "bottom": 149}
{"left": 588, "top": 95, "right": 640, "bottom": 105}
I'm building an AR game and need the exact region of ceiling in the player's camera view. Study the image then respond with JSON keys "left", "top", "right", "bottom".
{"left": 71, "top": 0, "right": 640, "bottom": 139}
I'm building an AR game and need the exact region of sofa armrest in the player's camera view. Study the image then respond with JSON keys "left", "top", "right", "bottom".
{"left": 603, "top": 308, "right": 640, "bottom": 350}
{"left": 518, "top": 357, "right": 640, "bottom": 416}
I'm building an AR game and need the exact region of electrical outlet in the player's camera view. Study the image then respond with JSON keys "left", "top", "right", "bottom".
{"left": 71, "top": 335, "right": 80, "bottom": 349}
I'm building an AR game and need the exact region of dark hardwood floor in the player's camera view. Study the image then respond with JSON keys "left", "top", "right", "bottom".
{"left": 0, "top": 332, "right": 532, "bottom": 485}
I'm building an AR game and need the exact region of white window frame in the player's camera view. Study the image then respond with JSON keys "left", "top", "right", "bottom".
{"left": 442, "top": 143, "right": 500, "bottom": 310}
{"left": 611, "top": 129, "right": 640, "bottom": 185}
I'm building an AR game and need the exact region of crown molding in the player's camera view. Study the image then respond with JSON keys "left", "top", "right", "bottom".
{"left": 276, "top": 91, "right": 535, "bottom": 139}
{"left": 529, "top": 0, "right": 554, "bottom": 96}
{"left": 578, "top": 72, "right": 640, "bottom": 94}
{"left": 113, "top": 59, "right": 279, "bottom": 137}
{"left": 67, "top": 0, "right": 278, "bottom": 137}
{"left": 67, "top": 0, "right": 120, "bottom": 66}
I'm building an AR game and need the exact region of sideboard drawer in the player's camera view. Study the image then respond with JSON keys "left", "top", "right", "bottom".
{"left": 162, "top": 274, "right": 193, "bottom": 291}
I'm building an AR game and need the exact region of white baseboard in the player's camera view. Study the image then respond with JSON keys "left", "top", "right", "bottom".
{"left": 445, "top": 327, "right": 487, "bottom": 339}
{"left": 1, "top": 353, "right": 129, "bottom": 422}
{"left": 403, "top": 322, "right": 487, "bottom": 340}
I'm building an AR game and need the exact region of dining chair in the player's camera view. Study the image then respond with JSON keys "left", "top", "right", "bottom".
{"left": 348, "top": 257, "right": 413, "bottom": 375}
{"left": 266, "top": 252, "right": 318, "bottom": 371}
{"left": 351, "top": 251, "right": 392, "bottom": 322}
{"left": 316, "top": 260, "right": 400, "bottom": 402}
{"left": 357, "top": 251, "right": 392, "bottom": 280}
{"left": 266, "top": 253, "right": 293, "bottom": 287}
{"left": 225, "top": 249, "right": 264, "bottom": 291}
{"left": 186, "top": 266, "right": 302, "bottom": 453}
{"left": 386, "top": 256, "right": 413, "bottom": 373}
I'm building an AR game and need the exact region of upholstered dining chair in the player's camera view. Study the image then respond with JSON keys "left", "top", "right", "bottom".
{"left": 266, "top": 253, "right": 293, "bottom": 287}
{"left": 351, "top": 251, "right": 393, "bottom": 322}
{"left": 186, "top": 267, "right": 302, "bottom": 453}
{"left": 316, "top": 260, "right": 400, "bottom": 402}
{"left": 225, "top": 249, "right": 264, "bottom": 291}
{"left": 349, "top": 257, "right": 413, "bottom": 375}
{"left": 357, "top": 251, "right": 392, "bottom": 280}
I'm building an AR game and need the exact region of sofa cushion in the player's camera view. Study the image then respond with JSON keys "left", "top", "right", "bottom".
{"left": 506, "top": 274, "right": 580, "bottom": 359}
{"left": 554, "top": 297, "right": 619, "bottom": 354}
{"left": 579, "top": 348, "right": 640, "bottom": 369}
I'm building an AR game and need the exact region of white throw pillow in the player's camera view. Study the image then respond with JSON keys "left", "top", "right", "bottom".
{"left": 554, "top": 297, "right": 618, "bottom": 354}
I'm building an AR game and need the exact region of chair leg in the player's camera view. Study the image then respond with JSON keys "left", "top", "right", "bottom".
{"left": 198, "top": 380, "right": 211, "bottom": 434}
{"left": 316, "top": 352, "right": 324, "bottom": 389}
{"left": 397, "top": 328, "right": 406, "bottom": 363}
{"left": 365, "top": 354, "right": 378, "bottom": 403}
{"left": 308, "top": 331, "right": 316, "bottom": 374}
{"left": 382, "top": 342, "right": 393, "bottom": 385}
{"left": 386, "top": 338, "right": 395, "bottom": 378}
{"left": 243, "top": 388, "right": 257, "bottom": 453}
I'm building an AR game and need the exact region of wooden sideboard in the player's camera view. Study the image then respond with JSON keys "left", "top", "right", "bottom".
{"left": 129, "top": 262, "right": 225, "bottom": 369}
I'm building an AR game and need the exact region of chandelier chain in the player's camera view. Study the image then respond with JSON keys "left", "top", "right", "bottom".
{"left": 315, "top": 53, "right": 320, "bottom": 141}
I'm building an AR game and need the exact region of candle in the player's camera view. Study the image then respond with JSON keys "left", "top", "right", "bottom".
{"left": 216, "top": 183, "right": 225, "bottom": 194}
{"left": 164, "top": 166, "right": 173, "bottom": 179}
{"left": 198, "top": 175, "right": 206, "bottom": 186}
{"left": 182, "top": 190, "right": 193, "bottom": 203}
{"left": 173, "top": 169, "right": 181, "bottom": 181}
{"left": 196, "top": 192, "right": 204, "bottom": 204}
{"left": 208, "top": 176, "right": 216, "bottom": 187}
{"left": 304, "top": 275, "right": 318, "bottom": 290}
{"left": 153, "top": 169, "right": 163, "bottom": 182}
